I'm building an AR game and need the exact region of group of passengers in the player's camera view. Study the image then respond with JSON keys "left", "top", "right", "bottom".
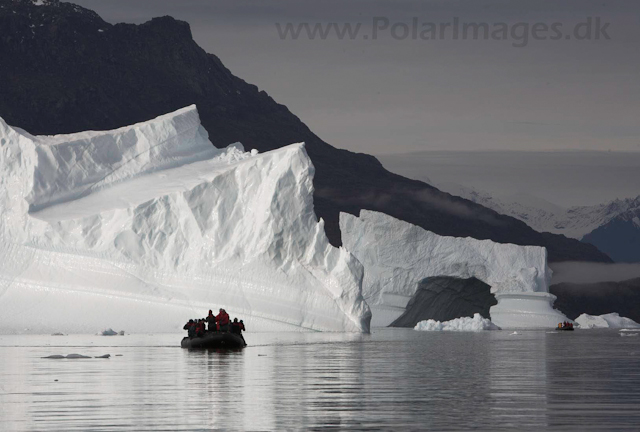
{"left": 184, "top": 308, "right": 246, "bottom": 342}
{"left": 558, "top": 321, "right": 574, "bottom": 329}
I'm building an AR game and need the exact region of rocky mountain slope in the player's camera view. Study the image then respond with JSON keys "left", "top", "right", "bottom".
{"left": 0, "top": 0, "right": 611, "bottom": 263}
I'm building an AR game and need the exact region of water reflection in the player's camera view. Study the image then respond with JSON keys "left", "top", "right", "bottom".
{"left": 488, "top": 331, "right": 548, "bottom": 429}
{"left": 545, "top": 330, "right": 640, "bottom": 429}
{"left": 1, "top": 330, "right": 639, "bottom": 430}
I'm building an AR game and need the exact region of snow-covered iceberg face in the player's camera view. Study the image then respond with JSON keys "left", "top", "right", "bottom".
{"left": 0, "top": 106, "right": 371, "bottom": 334}
{"left": 340, "top": 210, "right": 567, "bottom": 329}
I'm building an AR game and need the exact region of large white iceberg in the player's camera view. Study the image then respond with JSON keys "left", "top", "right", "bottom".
{"left": 0, "top": 106, "right": 371, "bottom": 334}
{"left": 414, "top": 313, "right": 500, "bottom": 332}
{"left": 340, "top": 210, "right": 569, "bottom": 328}
{"left": 575, "top": 313, "right": 640, "bottom": 329}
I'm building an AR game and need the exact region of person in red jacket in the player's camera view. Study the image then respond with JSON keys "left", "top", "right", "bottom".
{"left": 216, "top": 308, "right": 230, "bottom": 332}
{"left": 207, "top": 310, "right": 217, "bottom": 332}
{"left": 196, "top": 319, "right": 206, "bottom": 337}
{"left": 183, "top": 319, "right": 196, "bottom": 338}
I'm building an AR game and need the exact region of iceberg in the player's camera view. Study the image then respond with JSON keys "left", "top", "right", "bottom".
{"left": 340, "top": 210, "right": 569, "bottom": 329}
{"left": 575, "top": 313, "right": 640, "bottom": 329}
{"left": 0, "top": 106, "right": 370, "bottom": 334}
{"left": 414, "top": 313, "right": 500, "bottom": 332}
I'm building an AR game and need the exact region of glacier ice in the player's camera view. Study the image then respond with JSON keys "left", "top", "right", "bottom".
{"left": 0, "top": 106, "right": 371, "bottom": 334}
{"left": 340, "top": 210, "right": 569, "bottom": 329}
{"left": 414, "top": 313, "right": 500, "bottom": 332}
{"left": 575, "top": 313, "right": 640, "bottom": 329}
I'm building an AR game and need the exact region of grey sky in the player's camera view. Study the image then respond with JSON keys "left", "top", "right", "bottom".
{"left": 73, "top": 0, "right": 640, "bottom": 156}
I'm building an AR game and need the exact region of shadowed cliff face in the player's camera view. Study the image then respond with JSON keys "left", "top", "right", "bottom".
{"left": 0, "top": 0, "right": 612, "bottom": 263}
{"left": 390, "top": 277, "right": 496, "bottom": 327}
{"left": 550, "top": 279, "right": 640, "bottom": 322}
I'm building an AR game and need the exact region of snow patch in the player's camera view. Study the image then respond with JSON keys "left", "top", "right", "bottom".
{"left": 575, "top": 313, "right": 640, "bottom": 329}
{"left": 414, "top": 313, "right": 500, "bottom": 332}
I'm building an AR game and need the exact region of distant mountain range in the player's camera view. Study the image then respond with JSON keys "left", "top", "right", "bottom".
{"left": 0, "top": 0, "right": 611, "bottom": 263}
{"left": 439, "top": 183, "right": 640, "bottom": 262}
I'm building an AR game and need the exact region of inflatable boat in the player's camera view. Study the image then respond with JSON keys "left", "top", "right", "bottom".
{"left": 181, "top": 332, "right": 246, "bottom": 349}
{"left": 555, "top": 326, "right": 574, "bottom": 331}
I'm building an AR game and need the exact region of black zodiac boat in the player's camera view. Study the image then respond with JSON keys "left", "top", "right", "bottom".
{"left": 181, "top": 332, "right": 247, "bottom": 349}
{"left": 555, "top": 326, "right": 575, "bottom": 331}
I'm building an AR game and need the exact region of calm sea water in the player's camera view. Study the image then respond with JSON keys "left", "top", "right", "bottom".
{"left": 1, "top": 329, "right": 639, "bottom": 431}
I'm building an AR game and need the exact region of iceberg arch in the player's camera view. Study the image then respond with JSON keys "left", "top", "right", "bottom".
{"left": 340, "top": 210, "right": 568, "bottom": 328}
{"left": 0, "top": 106, "right": 371, "bottom": 334}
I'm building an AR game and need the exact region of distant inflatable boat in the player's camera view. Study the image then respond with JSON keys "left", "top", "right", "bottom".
{"left": 555, "top": 326, "right": 574, "bottom": 331}
{"left": 181, "top": 332, "right": 246, "bottom": 349}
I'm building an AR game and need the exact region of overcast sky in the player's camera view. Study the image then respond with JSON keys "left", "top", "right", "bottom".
{"left": 71, "top": 0, "right": 640, "bottom": 205}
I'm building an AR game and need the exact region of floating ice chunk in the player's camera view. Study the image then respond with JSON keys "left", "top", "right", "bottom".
{"left": 95, "top": 354, "right": 111, "bottom": 358}
{"left": 340, "top": 210, "right": 568, "bottom": 329}
{"left": 575, "top": 313, "right": 640, "bottom": 329}
{"left": 101, "top": 329, "right": 118, "bottom": 336}
{"left": 414, "top": 313, "right": 500, "bottom": 332}
{"left": 0, "top": 106, "right": 370, "bottom": 333}
{"left": 620, "top": 333, "right": 638, "bottom": 337}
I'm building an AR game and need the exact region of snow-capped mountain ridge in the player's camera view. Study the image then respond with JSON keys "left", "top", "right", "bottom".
{"left": 439, "top": 182, "right": 640, "bottom": 240}
{"left": 439, "top": 182, "right": 640, "bottom": 262}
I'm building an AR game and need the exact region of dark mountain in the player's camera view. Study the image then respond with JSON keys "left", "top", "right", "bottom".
{"left": 551, "top": 278, "right": 640, "bottom": 322}
{"left": 582, "top": 210, "right": 640, "bottom": 262}
{"left": 0, "top": 0, "right": 611, "bottom": 263}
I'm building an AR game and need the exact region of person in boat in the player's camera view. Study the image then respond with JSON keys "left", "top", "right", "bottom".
{"left": 558, "top": 323, "right": 562, "bottom": 329}
{"left": 230, "top": 318, "right": 246, "bottom": 344}
{"left": 217, "top": 308, "right": 230, "bottom": 332}
{"left": 196, "top": 319, "right": 206, "bottom": 337}
{"left": 184, "top": 319, "right": 196, "bottom": 338}
{"left": 238, "top": 319, "right": 246, "bottom": 344}
{"left": 207, "top": 310, "right": 217, "bottom": 332}
{"left": 231, "top": 318, "right": 240, "bottom": 335}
